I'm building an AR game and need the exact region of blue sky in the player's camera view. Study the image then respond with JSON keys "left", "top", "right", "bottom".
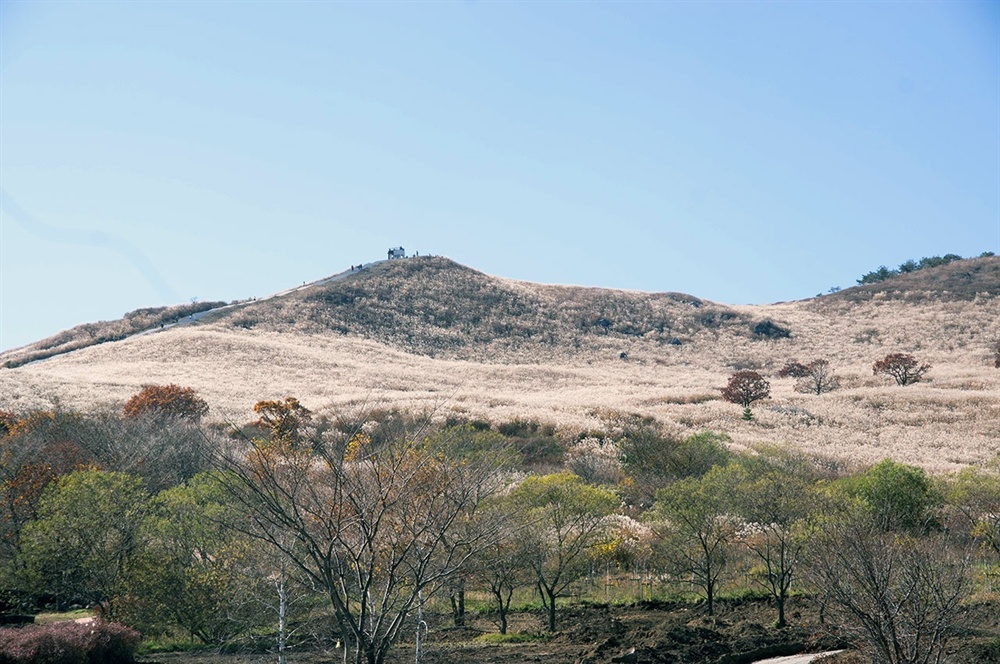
{"left": 1, "top": 0, "right": 998, "bottom": 352}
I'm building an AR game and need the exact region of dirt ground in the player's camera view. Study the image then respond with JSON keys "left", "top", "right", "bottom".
{"left": 138, "top": 596, "right": 1000, "bottom": 664}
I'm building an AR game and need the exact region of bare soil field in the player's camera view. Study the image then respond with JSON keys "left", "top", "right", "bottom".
{"left": 141, "top": 596, "right": 1000, "bottom": 664}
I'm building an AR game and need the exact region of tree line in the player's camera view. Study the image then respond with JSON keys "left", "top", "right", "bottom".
{"left": 0, "top": 387, "right": 998, "bottom": 664}
{"left": 856, "top": 252, "right": 994, "bottom": 285}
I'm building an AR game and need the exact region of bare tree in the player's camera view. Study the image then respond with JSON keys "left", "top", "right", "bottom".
{"left": 780, "top": 359, "right": 839, "bottom": 395}
{"left": 807, "top": 506, "right": 973, "bottom": 664}
{"left": 468, "top": 508, "right": 535, "bottom": 635}
{"left": 212, "top": 411, "right": 514, "bottom": 664}
{"left": 724, "top": 461, "right": 814, "bottom": 628}
{"left": 873, "top": 353, "right": 931, "bottom": 386}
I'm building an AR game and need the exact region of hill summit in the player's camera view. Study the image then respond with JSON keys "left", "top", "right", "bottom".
{"left": 205, "top": 256, "right": 766, "bottom": 360}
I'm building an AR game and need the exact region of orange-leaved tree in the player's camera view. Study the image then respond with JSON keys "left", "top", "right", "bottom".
{"left": 252, "top": 397, "right": 311, "bottom": 446}
{"left": 123, "top": 384, "right": 209, "bottom": 420}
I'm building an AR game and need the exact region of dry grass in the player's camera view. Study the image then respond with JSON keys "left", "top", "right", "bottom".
{"left": 1, "top": 257, "right": 998, "bottom": 473}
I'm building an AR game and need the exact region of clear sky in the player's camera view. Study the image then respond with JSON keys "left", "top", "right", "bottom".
{"left": 1, "top": 0, "right": 998, "bottom": 352}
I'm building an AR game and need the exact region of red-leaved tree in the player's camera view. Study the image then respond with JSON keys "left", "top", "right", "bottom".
{"left": 721, "top": 371, "right": 770, "bottom": 420}
{"left": 872, "top": 353, "right": 931, "bottom": 386}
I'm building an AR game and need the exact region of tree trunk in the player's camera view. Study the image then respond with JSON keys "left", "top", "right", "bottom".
{"left": 449, "top": 587, "right": 465, "bottom": 627}
{"left": 492, "top": 588, "right": 509, "bottom": 634}
{"left": 546, "top": 587, "right": 557, "bottom": 631}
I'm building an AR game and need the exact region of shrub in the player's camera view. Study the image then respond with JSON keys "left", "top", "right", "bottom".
{"left": 496, "top": 419, "right": 541, "bottom": 437}
{"left": 752, "top": 320, "right": 790, "bottom": 339}
{"left": 565, "top": 437, "right": 623, "bottom": 485}
{"left": 0, "top": 621, "right": 140, "bottom": 664}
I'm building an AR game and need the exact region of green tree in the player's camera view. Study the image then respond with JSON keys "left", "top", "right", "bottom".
{"left": 943, "top": 466, "right": 1000, "bottom": 557}
{"left": 858, "top": 265, "right": 896, "bottom": 284}
{"left": 121, "top": 472, "right": 270, "bottom": 644}
{"left": 19, "top": 469, "right": 148, "bottom": 615}
{"left": 722, "top": 459, "right": 815, "bottom": 627}
{"left": 513, "top": 472, "right": 618, "bottom": 631}
{"left": 618, "top": 424, "right": 731, "bottom": 509}
{"left": 648, "top": 469, "right": 733, "bottom": 616}
{"left": 839, "top": 459, "right": 941, "bottom": 532}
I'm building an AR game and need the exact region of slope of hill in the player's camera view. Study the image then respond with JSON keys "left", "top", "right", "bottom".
{"left": 198, "top": 257, "right": 761, "bottom": 360}
{"left": 815, "top": 254, "right": 1000, "bottom": 305}
{"left": 1, "top": 300, "right": 228, "bottom": 368}
{"left": 1, "top": 256, "right": 998, "bottom": 472}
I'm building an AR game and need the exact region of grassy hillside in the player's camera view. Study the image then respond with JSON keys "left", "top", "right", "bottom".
{"left": 1, "top": 256, "right": 998, "bottom": 472}
{"left": 1, "top": 301, "right": 227, "bottom": 368}
{"left": 201, "top": 257, "right": 763, "bottom": 360}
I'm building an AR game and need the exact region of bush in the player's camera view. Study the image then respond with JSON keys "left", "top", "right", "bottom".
{"left": 752, "top": 320, "right": 790, "bottom": 339}
{"left": 0, "top": 621, "right": 140, "bottom": 664}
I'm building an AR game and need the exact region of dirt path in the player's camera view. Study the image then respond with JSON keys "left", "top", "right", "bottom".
{"left": 754, "top": 652, "right": 843, "bottom": 664}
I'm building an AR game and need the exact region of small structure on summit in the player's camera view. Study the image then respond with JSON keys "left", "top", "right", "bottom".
{"left": 387, "top": 247, "right": 406, "bottom": 260}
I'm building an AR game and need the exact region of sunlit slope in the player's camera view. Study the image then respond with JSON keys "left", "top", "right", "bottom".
{"left": 1, "top": 256, "right": 998, "bottom": 471}
{"left": 194, "top": 257, "right": 757, "bottom": 360}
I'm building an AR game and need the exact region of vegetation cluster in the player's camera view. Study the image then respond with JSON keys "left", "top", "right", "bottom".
{"left": 1, "top": 302, "right": 226, "bottom": 369}
{"left": 0, "top": 384, "right": 998, "bottom": 664}
{"left": 856, "top": 253, "right": 992, "bottom": 285}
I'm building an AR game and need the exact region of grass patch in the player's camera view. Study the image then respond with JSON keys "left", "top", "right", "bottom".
{"left": 32, "top": 609, "right": 92, "bottom": 625}
{"left": 717, "top": 588, "right": 773, "bottom": 603}
{"left": 475, "top": 631, "right": 549, "bottom": 644}
{"left": 137, "top": 636, "right": 215, "bottom": 655}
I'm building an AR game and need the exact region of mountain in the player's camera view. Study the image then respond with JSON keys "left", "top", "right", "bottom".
{"left": 2, "top": 256, "right": 998, "bottom": 472}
